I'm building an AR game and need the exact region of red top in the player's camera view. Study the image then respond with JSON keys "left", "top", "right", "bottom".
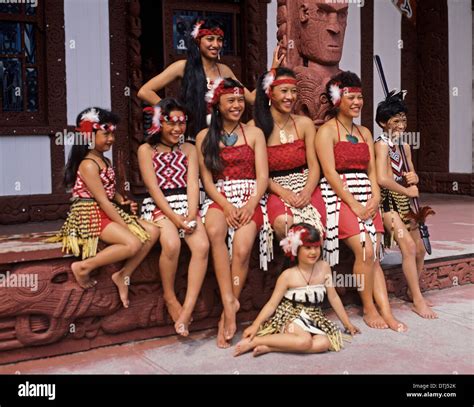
{"left": 152, "top": 148, "right": 188, "bottom": 190}
{"left": 268, "top": 139, "right": 306, "bottom": 172}
{"left": 334, "top": 121, "right": 370, "bottom": 172}
{"left": 267, "top": 117, "right": 306, "bottom": 173}
{"left": 72, "top": 158, "right": 116, "bottom": 200}
{"left": 212, "top": 125, "right": 256, "bottom": 181}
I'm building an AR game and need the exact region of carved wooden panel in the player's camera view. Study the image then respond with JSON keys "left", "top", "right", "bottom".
{"left": 416, "top": 0, "right": 450, "bottom": 173}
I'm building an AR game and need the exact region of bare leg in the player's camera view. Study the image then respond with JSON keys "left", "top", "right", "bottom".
{"left": 343, "top": 234, "right": 388, "bottom": 329}
{"left": 211, "top": 219, "right": 259, "bottom": 346}
{"left": 154, "top": 218, "right": 183, "bottom": 322}
{"left": 373, "top": 262, "right": 408, "bottom": 331}
{"left": 174, "top": 219, "right": 209, "bottom": 336}
{"left": 205, "top": 209, "right": 239, "bottom": 348}
{"left": 408, "top": 223, "right": 434, "bottom": 306}
{"left": 372, "top": 233, "right": 408, "bottom": 331}
{"left": 230, "top": 221, "right": 258, "bottom": 299}
{"left": 272, "top": 214, "right": 294, "bottom": 241}
{"left": 254, "top": 335, "right": 331, "bottom": 357}
{"left": 112, "top": 220, "right": 160, "bottom": 308}
{"left": 71, "top": 222, "right": 142, "bottom": 289}
{"left": 234, "top": 323, "right": 326, "bottom": 357}
{"left": 383, "top": 214, "right": 436, "bottom": 319}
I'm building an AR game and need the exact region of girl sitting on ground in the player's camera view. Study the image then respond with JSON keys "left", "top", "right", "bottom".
{"left": 234, "top": 223, "right": 360, "bottom": 357}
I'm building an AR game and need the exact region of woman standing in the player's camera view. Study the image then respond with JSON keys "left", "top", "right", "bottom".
{"left": 138, "top": 18, "right": 284, "bottom": 141}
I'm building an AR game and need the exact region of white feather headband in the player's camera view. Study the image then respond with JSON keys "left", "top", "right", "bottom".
{"left": 280, "top": 228, "right": 304, "bottom": 258}
{"left": 80, "top": 108, "right": 100, "bottom": 124}
{"left": 329, "top": 84, "right": 342, "bottom": 107}
{"left": 205, "top": 77, "right": 224, "bottom": 107}
{"left": 191, "top": 20, "right": 204, "bottom": 39}
{"left": 143, "top": 106, "right": 162, "bottom": 135}
{"left": 328, "top": 83, "right": 362, "bottom": 107}
{"left": 262, "top": 69, "right": 276, "bottom": 97}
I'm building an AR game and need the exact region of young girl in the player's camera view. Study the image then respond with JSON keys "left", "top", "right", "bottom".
{"left": 315, "top": 72, "right": 407, "bottom": 332}
{"left": 138, "top": 18, "right": 283, "bottom": 141}
{"left": 195, "top": 78, "right": 273, "bottom": 348}
{"left": 50, "top": 107, "right": 159, "bottom": 307}
{"left": 138, "top": 98, "right": 210, "bottom": 336}
{"left": 374, "top": 91, "right": 437, "bottom": 319}
{"left": 250, "top": 67, "right": 325, "bottom": 239}
{"left": 234, "top": 223, "right": 359, "bottom": 357}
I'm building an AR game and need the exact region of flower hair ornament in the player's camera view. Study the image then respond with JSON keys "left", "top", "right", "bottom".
{"left": 76, "top": 108, "right": 117, "bottom": 134}
{"left": 191, "top": 20, "right": 224, "bottom": 40}
{"left": 143, "top": 105, "right": 162, "bottom": 135}
{"left": 328, "top": 82, "right": 362, "bottom": 107}
{"left": 280, "top": 225, "right": 321, "bottom": 260}
{"left": 262, "top": 69, "right": 297, "bottom": 105}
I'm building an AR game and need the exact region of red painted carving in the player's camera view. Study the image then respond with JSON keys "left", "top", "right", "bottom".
{"left": 277, "top": 0, "right": 349, "bottom": 127}
{"left": 2, "top": 236, "right": 469, "bottom": 365}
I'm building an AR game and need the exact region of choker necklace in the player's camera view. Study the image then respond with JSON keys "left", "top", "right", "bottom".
{"left": 336, "top": 118, "right": 358, "bottom": 144}
{"left": 221, "top": 123, "right": 240, "bottom": 147}
{"left": 157, "top": 140, "right": 178, "bottom": 151}
{"left": 275, "top": 114, "right": 294, "bottom": 144}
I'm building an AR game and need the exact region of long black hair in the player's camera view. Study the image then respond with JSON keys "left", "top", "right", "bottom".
{"left": 254, "top": 67, "right": 297, "bottom": 139}
{"left": 64, "top": 107, "right": 119, "bottom": 188}
{"left": 323, "top": 71, "right": 362, "bottom": 119}
{"left": 181, "top": 18, "right": 224, "bottom": 140}
{"left": 143, "top": 98, "right": 187, "bottom": 145}
{"left": 201, "top": 77, "right": 244, "bottom": 173}
{"left": 375, "top": 90, "right": 407, "bottom": 129}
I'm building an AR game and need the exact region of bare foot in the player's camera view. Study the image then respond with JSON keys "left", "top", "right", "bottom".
{"left": 111, "top": 271, "right": 130, "bottom": 308}
{"left": 233, "top": 338, "right": 254, "bottom": 357}
{"left": 71, "top": 262, "right": 96, "bottom": 289}
{"left": 217, "top": 316, "right": 230, "bottom": 349}
{"left": 363, "top": 309, "right": 389, "bottom": 329}
{"left": 174, "top": 308, "right": 193, "bottom": 337}
{"left": 412, "top": 299, "right": 438, "bottom": 319}
{"left": 253, "top": 345, "right": 271, "bottom": 357}
{"left": 407, "top": 288, "right": 434, "bottom": 307}
{"left": 381, "top": 312, "right": 408, "bottom": 332}
{"left": 223, "top": 298, "right": 240, "bottom": 341}
{"left": 164, "top": 298, "right": 183, "bottom": 323}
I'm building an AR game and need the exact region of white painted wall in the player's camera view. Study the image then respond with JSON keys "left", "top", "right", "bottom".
{"left": 373, "top": 1, "right": 402, "bottom": 135}
{"left": 340, "top": 3, "right": 361, "bottom": 79}
{"left": 64, "top": 0, "right": 112, "bottom": 163}
{"left": 0, "top": 136, "right": 51, "bottom": 196}
{"left": 267, "top": 0, "right": 278, "bottom": 70}
{"left": 448, "top": 0, "right": 472, "bottom": 173}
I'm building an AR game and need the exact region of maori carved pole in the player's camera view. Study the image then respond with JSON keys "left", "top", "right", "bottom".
{"left": 277, "top": 0, "right": 349, "bottom": 127}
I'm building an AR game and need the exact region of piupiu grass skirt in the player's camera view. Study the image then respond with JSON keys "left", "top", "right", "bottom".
{"left": 380, "top": 188, "right": 412, "bottom": 248}
{"left": 256, "top": 297, "right": 347, "bottom": 352}
{"left": 47, "top": 198, "right": 150, "bottom": 259}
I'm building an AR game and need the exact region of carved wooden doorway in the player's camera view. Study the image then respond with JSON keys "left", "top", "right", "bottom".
{"left": 133, "top": 0, "right": 269, "bottom": 194}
